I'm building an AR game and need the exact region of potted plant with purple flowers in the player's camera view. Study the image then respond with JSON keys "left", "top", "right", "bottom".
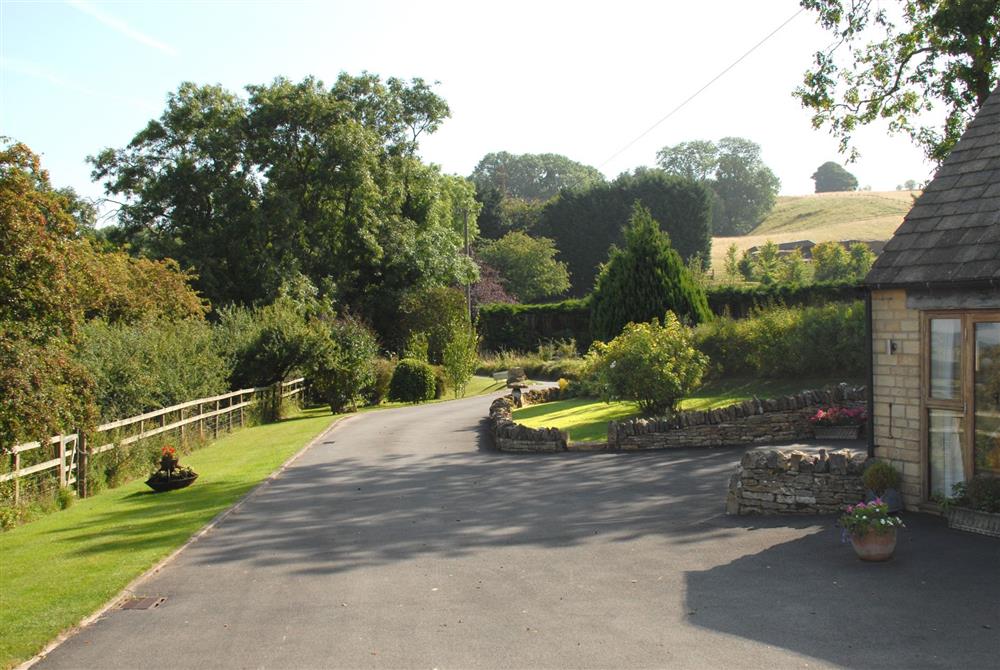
{"left": 838, "top": 499, "right": 904, "bottom": 561}
{"left": 810, "top": 406, "right": 867, "bottom": 440}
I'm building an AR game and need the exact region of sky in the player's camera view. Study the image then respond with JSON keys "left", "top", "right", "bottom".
{"left": 1, "top": 0, "right": 937, "bottom": 211}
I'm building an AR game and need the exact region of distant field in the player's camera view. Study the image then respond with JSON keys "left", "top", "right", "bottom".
{"left": 709, "top": 190, "right": 918, "bottom": 274}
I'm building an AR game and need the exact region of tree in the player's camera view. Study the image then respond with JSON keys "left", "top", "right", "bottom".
{"left": 779, "top": 248, "right": 809, "bottom": 284}
{"left": 470, "top": 152, "right": 604, "bottom": 201}
{"left": 812, "top": 161, "right": 859, "bottom": 192}
{"left": 723, "top": 243, "right": 742, "bottom": 284}
{"left": 310, "top": 316, "right": 379, "bottom": 413}
{"left": 539, "top": 169, "right": 712, "bottom": 296}
{"left": 795, "top": 0, "right": 1000, "bottom": 162}
{"left": 478, "top": 232, "right": 570, "bottom": 302}
{"left": 587, "top": 314, "right": 708, "bottom": 415}
{"left": 656, "top": 137, "right": 780, "bottom": 235}
{"left": 590, "top": 204, "right": 711, "bottom": 342}
{"left": 442, "top": 325, "right": 479, "bottom": 398}
{"left": 91, "top": 74, "right": 476, "bottom": 325}
{"left": 811, "top": 241, "right": 854, "bottom": 282}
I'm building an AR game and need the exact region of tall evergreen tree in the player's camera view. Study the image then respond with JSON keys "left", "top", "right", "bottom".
{"left": 590, "top": 203, "right": 711, "bottom": 342}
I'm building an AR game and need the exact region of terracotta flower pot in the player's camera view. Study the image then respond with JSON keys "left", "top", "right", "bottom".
{"left": 850, "top": 529, "right": 897, "bottom": 561}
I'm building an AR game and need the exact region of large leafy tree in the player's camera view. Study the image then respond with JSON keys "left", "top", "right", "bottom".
{"left": 92, "top": 74, "right": 476, "bottom": 319}
{"left": 470, "top": 151, "right": 604, "bottom": 202}
{"left": 590, "top": 204, "right": 711, "bottom": 342}
{"left": 478, "top": 231, "right": 570, "bottom": 302}
{"left": 812, "top": 161, "right": 859, "bottom": 192}
{"left": 796, "top": 0, "right": 1000, "bottom": 162}
{"left": 656, "top": 137, "right": 780, "bottom": 236}
{"left": 539, "top": 169, "right": 712, "bottom": 296}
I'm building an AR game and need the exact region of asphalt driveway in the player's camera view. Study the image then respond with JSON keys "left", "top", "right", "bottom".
{"left": 34, "top": 393, "right": 1000, "bottom": 669}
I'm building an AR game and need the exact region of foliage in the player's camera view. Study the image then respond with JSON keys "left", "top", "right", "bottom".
{"left": 476, "top": 348, "right": 589, "bottom": 382}
{"left": 809, "top": 406, "right": 867, "bottom": 427}
{"left": 388, "top": 358, "right": 437, "bottom": 403}
{"left": 473, "top": 184, "right": 548, "bottom": 240}
{"left": 590, "top": 204, "right": 711, "bottom": 342}
{"left": 695, "top": 301, "right": 865, "bottom": 379}
{"left": 477, "top": 298, "right": 592, "bottom": 353}
{"left": 470, "top": 151, "right": 604, "bottom": 201}
{"left": 398, "top": 286, "right": 469, "bottom": 364}
{"left": 478, "top": 231, "right": 570, "bottom": 302}
{"left": 310, "top": 316, "right": 379, "bottom": 412}
{"left": 586, "top": 313, "right": 708, "bottom": 415}
{"left": 812, "top": 161, "right": 858, "bottom": 192}
{"left": 950, "top": 477, "right": 1000, "bottom": 513}
{"left": 812, "top": 241, "right": 875, "bottom": 282}
{"left": 77, "top": 318, "right": 229, "bottom": 421}
{"left": 91, "top": 74, "right": 477, "bottom": 317}
{"left": 442, "top": 325, "right": 479, "bottom": 398}
{"left": 723, "top": 243, "right": 741, "bottom": 284}
{"left": 705, "top": 280, "right": 861, "bottom": 318}
{"left": 1, "top": 142, "right": 96, "bottom": 450}
{"left": 470, "top": 260, "right": 516, "bottom": 308}
{"left": 796, "top": 0, "right": 1000, "bottom": 162}
{"left": 838, "top": 499, "right": 905, "bottom": 537}
{"left": 538, "top": 168, "right": 712, "bottom": 296}
{"left": 403, "top": 331, "right": 430, "bottom": 362}
{"left": 657, "top": 137, "right": 780, "bottom": 235}
{"left": 863, "top": 461, "right": 902, "bottom": 495}
{"left": 362, "top": 358, "right": 396, "bottom": 406}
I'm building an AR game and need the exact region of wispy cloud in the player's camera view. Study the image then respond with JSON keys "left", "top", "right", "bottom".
{"left": 67, "top": 0, "right": 176, "bottom": 56}
{"left": 1, "top": 57, "right": 159, "bottom": 112}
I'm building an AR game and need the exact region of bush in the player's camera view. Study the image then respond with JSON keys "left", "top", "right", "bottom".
{"left": 362, "top": 358, "right": 396, "bottom": 406}
{"left": 862, "top": 461, "right": 902, "bottom": 494}
{"left": 695, "top": 301, "right": 865, "bottom": 379}
{"left": 398, "top": 286, "right": 469, "bottom": 364}
{"left": 432, "top": 366, "right": 447, "bottom": 399}
{"left": 442, "top": 326, "right": 479, "bottom": 398}
{"left": 478, "top": 298, "right": 591, "bottom": 353}
{"left": 389, "top": 358, "right": 437, "bottom": 403}
{"left": 587, "top": 312, "right": 708, "bottom": 414}
{"left": 476, "top": 350, "right": 589, "bottom": 381}
{"left": 310, "top": 317, "right": 379, "bottom": 413}
{"left": 953, "top": 477, "right": 1000, "bottom": 513}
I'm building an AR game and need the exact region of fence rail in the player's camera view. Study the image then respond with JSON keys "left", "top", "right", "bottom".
{"left": 2, "top": 378, "right": 305, "bottom": 499}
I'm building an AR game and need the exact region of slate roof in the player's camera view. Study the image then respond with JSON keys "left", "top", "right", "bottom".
{"left": 865, "top": 84, "right": 1000, "bottom": 287}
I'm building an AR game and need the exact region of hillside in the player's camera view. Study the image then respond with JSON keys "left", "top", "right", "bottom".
{"left": 709, "top": 190, "right": 918, "bottom": 273}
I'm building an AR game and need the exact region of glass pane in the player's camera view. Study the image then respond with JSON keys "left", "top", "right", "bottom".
{"left": 930, "top": 319, "right": 962, "bottom": 399}
{"left": 929, "top": 409, "right": 964, "bottom": 498}
{"left": 974, "top": 322, "right": 1000, "bottom": 475}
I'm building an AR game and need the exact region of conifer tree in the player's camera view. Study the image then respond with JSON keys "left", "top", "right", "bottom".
{"left": 590, "top": 203, "right": 711, "bottom": 342}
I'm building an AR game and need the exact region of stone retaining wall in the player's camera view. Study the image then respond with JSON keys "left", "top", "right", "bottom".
{"left": 489, "top": 387, "right": 568, "bottom": 452}
{"left": 726, "top": 447, "right": 868, "bottom": 514}
{"left": 608, "top": 385, "right": 866, "bottom": 451}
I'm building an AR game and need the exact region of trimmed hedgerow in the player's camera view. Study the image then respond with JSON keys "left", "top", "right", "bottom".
{"left": 388, "top": 358, "right": 436, "bottom": 403}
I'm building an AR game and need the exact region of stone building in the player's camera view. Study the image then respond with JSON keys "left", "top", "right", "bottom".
{"left": 864, "top": 85, "right": 1000, "bottom": 510}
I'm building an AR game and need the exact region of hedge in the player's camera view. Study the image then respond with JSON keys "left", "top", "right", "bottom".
{"left": 477, "top": 282, "right": 863, "bottom": 352}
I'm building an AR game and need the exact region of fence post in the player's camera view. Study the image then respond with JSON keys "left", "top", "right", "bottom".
{"left": 58, "top": 435, "right": 66, "bottom": 488}
{"left": 180, "top": 407, "right": 186, "bottom": 446}
{"left": 76, "top": 429, "right": 89, "bottom": 498}
{"left": 198, "top": 403, "right": 205, "bottom": 441}
{"left": 239, "top": 392, "right": 245, "bottom": 429}
{"left": 214, "top": 399, "right": 220, "bottom": 438}
{"left": 13, "top": 450, "right": 20, "bottom": 506}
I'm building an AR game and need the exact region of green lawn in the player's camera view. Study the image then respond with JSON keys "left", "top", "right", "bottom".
{"left": 513, "top": 376, "right": 863, "bottom": 443}
{"left": 0, "top": 406, "right": 339, "bottom": 669}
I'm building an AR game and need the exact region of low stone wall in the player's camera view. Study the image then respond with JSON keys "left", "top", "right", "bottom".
{"left": 726, "top": 447, "right": 868, "bottom": 514}
{"left": 608, "top": 385, "right": 866, "bottom": 451}
{"left": 489, "top": 387, "right": 568, "bottom": 452}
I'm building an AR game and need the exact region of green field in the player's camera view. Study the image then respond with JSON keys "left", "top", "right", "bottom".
{"left": 513, "top": 376, "right": 863, "bottom": 443}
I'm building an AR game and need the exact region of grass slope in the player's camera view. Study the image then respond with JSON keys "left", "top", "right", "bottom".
{"left": 709, "top": 190, "right": 917, "bottom": 274}
{"left": 0, "top": 407, "right": 339, "bottom": 669}
{"left": 513, "top": 376, "right": 864, "bottom": 443}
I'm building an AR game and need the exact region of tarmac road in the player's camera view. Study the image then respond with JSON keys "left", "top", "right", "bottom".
{"left": 34, "top": 392, "right": 1000, "bottom": 669}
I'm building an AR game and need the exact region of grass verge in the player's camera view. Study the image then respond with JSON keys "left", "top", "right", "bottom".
{"left": 0, "top": 406, "right": 339, "bottom": 670}
{"left": 513, "top": 376, "right": 863, "bottom": 443}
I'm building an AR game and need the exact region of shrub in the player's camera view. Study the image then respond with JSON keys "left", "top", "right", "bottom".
{"left": 398, "top": 286, "right": 469, "bottom": 364}
{"left": 587, "top": 312, "right": 708, "bottom": 414}
{"left": 310, "top": 317, "right": 379, "bottom": 413}
{"left": 590, "top": 204, "right": 711, "bottom": 341}
{"left": 862, "top": 461, "right": 902, "bottom": 494}
{"left": 477, "top": 299, "right": 591, "bottom": 353}
{"left": 695, "top": 301, "right": 865, "bottom": 379}
{"left": 432, "top": 366, "right": 447, "bottom": 399}
{"left": 362, "top": 358, "right": 396, "bottom": 406}
{"left": 442, "top": 326, "right": 479, "bottom": 398}
{"left": 952, "top": 477, "right": 1000, "bottom": 513}
{"left": 389, "top": 358, "right": 437, "bottom": 403}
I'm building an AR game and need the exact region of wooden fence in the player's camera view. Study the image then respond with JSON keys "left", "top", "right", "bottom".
{"left": 1, "top": 378, "right": 305, "bottom": 501}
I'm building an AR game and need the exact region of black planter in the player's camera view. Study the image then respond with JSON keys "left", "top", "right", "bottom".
{"left": 146, "top": 473, "right": 198, "bottom": 493}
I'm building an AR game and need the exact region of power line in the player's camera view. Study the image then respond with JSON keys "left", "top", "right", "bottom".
{"left": 593, "top": 7, "right": 807, "bottom": 174}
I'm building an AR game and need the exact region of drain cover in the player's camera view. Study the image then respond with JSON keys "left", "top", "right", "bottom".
{"left": 121, "top": 596, "right": 166, "bottom": 610}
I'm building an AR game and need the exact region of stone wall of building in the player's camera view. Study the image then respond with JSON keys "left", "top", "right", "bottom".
{"left": 870, "top": 288, "right": 922, "bottom": 508}
{"left": 608, "top": 386, "right": 867, "bottom": 451}
{"left": 489, "top": 387, "right": 568, "bottom": 452}
{"left": 726, "top": 447, "right": 868, "bottom": 515}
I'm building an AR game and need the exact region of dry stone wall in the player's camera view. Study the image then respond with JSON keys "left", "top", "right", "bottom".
{"left": 489, "top": 387, "right": 568, "bottom": 452}
{"left": 726, "top": 447, "right": 868, "bottom": 514}
{"left": 608, "top": 386, "right": 866, "bottom": 451}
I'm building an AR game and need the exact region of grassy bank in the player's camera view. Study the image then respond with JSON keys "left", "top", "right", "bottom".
{"left": 513, "top": 376, "right": 862, "bottom": 443}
